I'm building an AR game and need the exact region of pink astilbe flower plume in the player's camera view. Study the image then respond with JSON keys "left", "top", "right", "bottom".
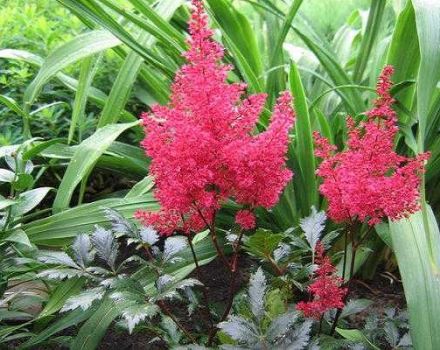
{"left": 297, "top": 242, "right": 347, "bottom": 319}
{"left": 135, "top": 0, "right": 295, "bottom": 235}
{"left": 314, "top": 66, "right": 429, "bottom": 225}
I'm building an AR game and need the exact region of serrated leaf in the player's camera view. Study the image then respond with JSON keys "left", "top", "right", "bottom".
{"left": 398, "top": 332, "right": 412, "bottom": 347}
{"left": 245, "top": 229, "right": 284, "bottom": 259}
{"left": 72, "top": 234, "right": 94, "bottom": 268}
{"left": 122, "top": 304, "right": 160, "bottom": 333}
{"left": 103, "top": 207, "right": 138, "bottom": 238}
{"left": 91, "top": 226, "right": 118, "bottom": 270}
{"left": 384, "top": 321, "right": 399, "bottom": 347}
{"left": 61, "top": 287, "right": 105, "bottom": 312}
{"left": 218, "top": 315, "right": 259, "bottom": 346}
{"left": 274, "top": 243, "right": 291, "bottom": 263}
{"left": 300, "top": 206, "right": 327, "bottom": 251}
{"left": 276, "top": 319, "right": 312, "bottom": 350}
{"left": 140, "top": 226, "right": 159, "bottom": 246}
{"left": 340, "top": 299, "right": 373, "bottom": 319}
{"left": 37, "top": 268, "right": 84, "bottom": 280}
{"left": 267, "top": 310, "right": 299, "bottom": 341}
{"left": 249, "top": 267, "right": 266, "bottom": 320}
{"left": 38, "top": 251, "right": 79, "bottom": 269}
{"left": 163, "top": 236, "right": 187, "bottom": 262}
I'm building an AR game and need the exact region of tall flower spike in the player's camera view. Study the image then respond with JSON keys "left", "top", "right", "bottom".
{"left": 314, "top": 66, "right": 429, "bottom": 225}
{"left": 136, "top": 0, "right": 295, "bottom": 235}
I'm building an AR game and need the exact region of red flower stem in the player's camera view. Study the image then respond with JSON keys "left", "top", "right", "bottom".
{"left": 207, "top": 228, "right": 245, "bottom": 346}
{"left": 187, "top": 235, "right": 215, "bottom": 332}
{"left": 194, "top": 206, "right": 230, "bottom": 270}
{"left": 268, "top": 256, "right": 284, "bottom": 276}
{"left": 331, "top": 223, "right": 357, "bottom": 335}
{"left": 157, "top": 300, "right": 197, "bottom": 343}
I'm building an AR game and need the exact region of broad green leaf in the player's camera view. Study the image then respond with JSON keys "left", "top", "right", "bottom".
{"left": 389, "top": 206, "right": 440, "bottom": 350}
{"left": 0, "top": 169, "right": 15, "bottom": 183}
{"left": 20, "top": 307, "right": 95, "bottom": 349}
{"left": 411, "top": 0, "right": 440, "bottom": 150}
{"left": 12, "top": 187, "right": 52, "bottom": 216}
{"left": 386, "top": 1, "right": 419, "bottom": 111}
{"left": 68, "top": 55, "right": 100, "bottom": 144}
{"left": 290, "top": 63, "right": 318, "bottom": 214}
{"left": 53, "top": 121, "right": 139, "bottom": 212}
{"left": 24, "top": 191, "right": 158, "bottom": 246}
{"left": 38, "top": 277, "right": 86, "bottom": 319}
{"left": 24, "top": 30, "right": 121, "bottom": 110}
{"left": 4, "top": 229, "right": 32, "bottom": 248}
{"left": 206, "top": 0, "right": 263, "bottom": 92}
{"left": 97, "top": 0, "right": 181, "bottom": 127}
{"left": 352, "top": 0, "right": 386, "bottom": 82}
{"left": 336, "top": 327, "right": 380, "bottom": 350}
{"left": 244, "top": 229, "right": 283, "bottom": 259}
{"left": 70, "top": 297, "right": 122, "bottom": 350}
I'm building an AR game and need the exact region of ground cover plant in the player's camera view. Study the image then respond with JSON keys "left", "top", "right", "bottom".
{"left": 0, "top": 0, "right": 439, "bottom": 349}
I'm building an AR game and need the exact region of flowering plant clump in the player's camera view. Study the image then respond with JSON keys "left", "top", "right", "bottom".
{"left": 136, "top": 0, "right": 295, "bottom": 235}
{"left": 297, "top": 242, "right": 347, "bottom": 319}
{"left": 314, "top": 66, "right": 429, "bottom": 225}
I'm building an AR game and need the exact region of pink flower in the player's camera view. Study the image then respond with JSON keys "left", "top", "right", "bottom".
{"left": 136, "top": 0, "right": 295, "bottom": 236}
{"left": 235, "top": 210, "right": 256, "bottom": 230}
{"left": 297, "top": 243, "right": 347, "bottom": 319}
{"left": 314, "top": 66, "right": 429, "bottom": 225}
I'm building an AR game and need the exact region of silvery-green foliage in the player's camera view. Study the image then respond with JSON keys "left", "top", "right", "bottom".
{"left": 273, "top": 242, "right": 291, "bottom": 263}
{"left": 161, "top": 315, "right": 182, "bottom": 345}
{"left": 340, "top": 299, "right": 373, "bottom": 319}
{"left": 267, "top": 310, "right": 299, "bottom": 340}
{"left": 218, "top": 315, "right": 260, "bottom": 346}
{"left": 249, "top": 267, "right": 266, "bottom": 321}
{"left": 121, "top": 304, "right": 160, "bottom": 334}
{"left": 361, "top": 308, "right": 412, "bottom": 349}
{"left": 384, "top": 321, "right": 399, "bottom": 348}
{"left": 155, "top": 274, "right": 202, "bottom": 301}
{"left": 72, "top": 234, "right": 94, "bottom": 268}
{"left": 219, "top": 270, "right": 312, "bottom": 349}
{"left": 300, "top": 206, "right": 327, "bottom": 251}
{"left": 37, "top": 251, "right": 79, "bottom": 269}
{"left": 37, "top": 268, "right": 83, "bottom": 280}
{"left": 103, "top": 208, "right": 138, "bottom": 238}
{"left": 140, "top": 226, "right": 159, "bottom": 246}
{"left": 61, "top": 287, "right": 105, "bottom": 312}
{"left": 274, "top": 319, "right": 313, "bottom": 349}
{"left": 162, "top": 236, "right": 188, "bottom": 263}
{"left": 91, "top": 225, "right": 119, "bottom": 270}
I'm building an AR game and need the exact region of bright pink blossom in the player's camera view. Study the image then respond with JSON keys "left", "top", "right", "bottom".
{"left": 314, "top": 66, "right": 429, "bottom": 225}
{"left": 297, "top": 242, "right": 347, "bottom": 319}
{"left": 135, "top": 0, "right": 295, "bottom": 235}
{"left": 235, "top": 210, "right": 256, "bottom": 230}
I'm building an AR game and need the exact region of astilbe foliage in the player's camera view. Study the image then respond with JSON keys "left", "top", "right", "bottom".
{"left": 297, "top": 242, "right": 347, "bottom": 319}
{"left": 314, "top": 66, "right": 429, "bottom": 225}
{"left": 136, "top": 0, "right": 295, "bottom": 235}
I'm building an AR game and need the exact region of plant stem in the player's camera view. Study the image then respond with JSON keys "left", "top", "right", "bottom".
{"left": 187, "top": 235, "right": 215, "bottom": 332}
{"left": 157, "top": 300, "right": 197, "bottom": 343}
{"left": 331, "top": 224, "right": 357, "bottom": 335}
{"left": 194, "top": 206, "right": 230, "bottom": 270}
{"left": 207, "top": 229, "right": 245, "bottom": 346}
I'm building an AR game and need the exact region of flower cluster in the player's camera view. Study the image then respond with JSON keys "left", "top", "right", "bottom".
{"left": 136, "top": 0, "right": 295, "bottom": 235}
{"left": 297, "top": 242, "right": 347, "bottom": 319}
{"left": 314, "top": 66, "right": 429, "bottom": 225}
